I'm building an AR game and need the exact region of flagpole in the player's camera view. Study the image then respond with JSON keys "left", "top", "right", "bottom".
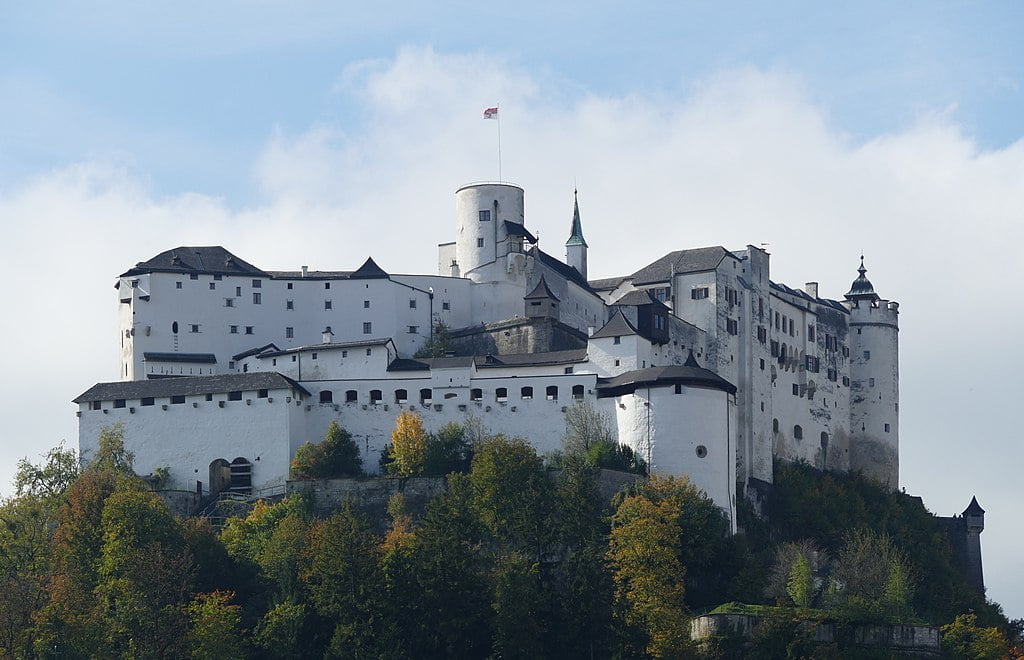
{"left": 497, "top": 104, "right": 502, "bottom": 183}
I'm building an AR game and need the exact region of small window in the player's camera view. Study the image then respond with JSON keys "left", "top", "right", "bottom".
{"left": 564, "top": 366, "right": 574, "bottom": 374}
{"left": 130, "top": 279, "right": 139, "bottom": 288}
{"left": 409, "top": 299, "right": 417, "bottom": 309}
{"left": 363, "top": 322, "right": 372, "bottom": 334}
{"left": 521, "top": 386, "right": 533, "bottom": 400}
{"left": 366, "top": 348, "right": 372, "bottom": 356}
{"left": 395, "top": 389, "right": 408, "bottom": 403}
{"left": 792, "top": 384, "right": 799, "bottom": 396}
{"left": 342, "top": 350, "right": 348, "bottom": 358}
{"left": 190, "top": 324, "right": 199, "bottom": 333}
{"left": 175, "top": 282, "right": 183, "bottom": 289}
{"left": 808, "top": 325, "right": 815, "bottom": 341}
{"left": 773, "top": 418, "right": 779, "bottom": 433}
{"left": 245, "top": 326, "right": 254, "bottom": 335}
{"left": 614, "top": 359, "right": 620, "bottom": 367}
{"left": 613, "top": 336, "right": 621, "bottom": 345}
{"left": 408, "top": 326, "right": 419, "bottom": 334}
{"left": 726, "top": 318, "right": 738, "bottom": 335}
{"left": 863, "top": 350, "right": 871, "bottom": 360}
{"left": 695, "top": 445, "right": 708, "bottom": 459}
{"left": 291, "top": 355, "right": 296, "bottom": 362}
{"left": 235, "top": 286, "right": 242, "bottom": 296}
{"left": 477, "top": 238, "right": 485, "bottom": 248}
{"left": 205, "top": 393, "right": 213, "bottom": 401}
{"left": 572, "top": 385, "right": 584, "bottom": 400}
{"left": 345, "top": 390, "right": 358, "bottom": 403}
{"left": 189, "top": 274, "right": 199, "bottom": 281}
{"left": 442, "top": 301, "right": 450, "bottom": 311}
{"left": 793, "top": 425, "right": 803, "bottom": 440}
{"left": 286, "top": 300, "right": 294, "bottom": 310}
{"left": 444, "top": 393, "right": 457, "bottom": 400}
{"left": 214, "top": 275, "right": 222, "bottom": 281}
{"left": 496, "top": 387, "right": 508, "bottom": 402}
{"left": 114, "top": 399, "right": 126, "bottom": 409}
{"left": 546, "top": 385, "right": 558, "bottom": 401}
{"left": 884, "top": 423, "right": 891, "bottom": 433}
{"left": 272, "top": 359, "right": 277, "bottom": 366}
{"left": 253, "top": 292, "right": 261, "bottom": 304}
{"left": 311, "top": 353, "right": 318, "bottom": 360}
{"left": 228, "top": 391, "right": 242, "bottom": 401}
{"left": 225, "top": 298, "right": 234, "bottom": 307}
{"left": 286, "top": 327, "right": 294, "bottom": 339}
{"left": 252, "top": 279, "right": 262, "bottom": 288}
{"left": 759, "top": 358, "right": 765, "bottom": 370}
{"left": 230, "top": 325, "right": 238, "bottom": 334}
{"left": 324, "top": 300, "right": 332, "bottom": 310}
{"left": 209, "top": 282, "right": 216, "bottom": 290}
{"left": 172, "top": 321, "right": 179, "bottom": 334}
{"left": 470, "top": 388, "right": 483, "bottom": 401}
{"left": 419, "top": 388, "right": 432, "bottom": 404}
{"left": 363, "top": 300, "right": 370, "bottom": 309}
{"left": 842, "top": 376, "right": 850, "bottom": 386}
{"left": 869, "top": 377, "right": 875, "bottom": 387}
{"left": 324, "top": 282, "right": 330, "bottom": 289}
{"left": 479, "top": 210, "right": 491, "bottom": 222}
{"left": 90, "top": 401, "right": 102, "bottom": 410}
{"left": 691, "top": 287, "right": 709, "bottom": 300}
{"left": 228, "top": 361, "right": 235, "bottom": 369}
{"left": 171, "top": 395, "right": 186, "bottom": 404}
{"left": 287, "top": 282, "right": 293, "bottom": 290}
{"left": 370, "top": 390, "right": 382, "bottom": 403}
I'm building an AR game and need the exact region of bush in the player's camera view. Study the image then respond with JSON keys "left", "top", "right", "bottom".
{"left": 290, "top": 421, "right": 363, "bottom": 479}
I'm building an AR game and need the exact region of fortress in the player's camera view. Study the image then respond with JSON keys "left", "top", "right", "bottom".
{"left": 75, "top": 182, "right": 901, "bottom": 530}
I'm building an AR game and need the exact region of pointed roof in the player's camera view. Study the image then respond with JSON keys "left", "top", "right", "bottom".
{"left": 590, "top": 309, "right": 639, "bottom": 340}
{"left": 684, "top": 350, "right": 701, "bottom": 368}
{"left": 565, "top": 189, "right": 588, "bottom": 248}
{"left": 524, "top": 275, "right": 560, "bottom": 301}
{"left": 631, "top": 246, "right": 737, "bottom": 285}
{"left": 963, "top": 496, "right": 985, "bottom": 516}
{"left": 349, "top": 257, "right": 389, "bottom": 279}
{"left": 845, "top": 256, "right": 879, "bottom": 301}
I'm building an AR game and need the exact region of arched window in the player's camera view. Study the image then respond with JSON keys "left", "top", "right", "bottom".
{"left": 345, "top": 390, "right": 358, "bottom": 403}
{"left": 572, "top": 384, "right": 585, "bottom": 400}
{"left": 319, "top": 390, "right": 333, "bottom": 404}
{"left": 420, "top": 388, "right": 432, "bottom": 404}
{"left": 470, "top": 388, "right": 483, "bottom": 401}
{"left": 793, "top": 425, "right": 803, "bottom": 440}
{"left": 773, "top": 418, "right": 779, "bottom": 433}
{"left": 370, "top": 389, "right": 382, "bottom": 403}
{"left": 395, "top": 389, "right": 408, "bottom": 403}
{"left": 172, "top": 321, "right": 179, "bottom": 334}
{"left": 495, "top": 387, "right": 508, "bottom": 402}
{"left": 521, "top": 386, "right": 533, "bottom": 400}
{"left": 546, "top": 385, "right": 558, "bottom": 401}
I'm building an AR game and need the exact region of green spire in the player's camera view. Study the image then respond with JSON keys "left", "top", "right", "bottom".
{"left": 565, "top": 189, "right": 588, "bottom": 247}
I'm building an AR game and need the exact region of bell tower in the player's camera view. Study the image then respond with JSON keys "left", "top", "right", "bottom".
{"left": 565, "top": 189, "right": 588, "bottom": 280}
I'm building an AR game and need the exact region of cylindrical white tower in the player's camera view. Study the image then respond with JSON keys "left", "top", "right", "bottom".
{"left": 454, "top": 183, "right": 525, "bottom": 282}
{"left": 843, "top": 258, "right": 900, "bottom": 489}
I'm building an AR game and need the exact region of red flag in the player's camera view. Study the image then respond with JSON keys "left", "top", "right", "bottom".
{"left": 483, "top": 107, "right": 498, "bottom": 119}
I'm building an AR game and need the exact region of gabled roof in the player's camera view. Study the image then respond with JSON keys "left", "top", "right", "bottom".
{"left": 479, "top": 349, "right": 588, "bottom": 368}
{"left": 524, "top": 275, "right": 560, "bottom": 301}
{"left": 143, "top": 352, "right": 217, "bottom": 364}
{"left": 589, "top": 276, "right": 630, "bottom": 291}
{"left": 349, "top": 257, "right": 389, "bottom": 279}
{"left": 256, "top": 338, "right": 394, "bottom": 358}
{"left": 596, "top": 362, "right": 736, "bottom": 397}
{"left": 74, "top": 373, "right": 310, "bottom": 403}
{"left": 590, "top": 309, "right": 640, "bottom": 340}
{"left": 504, "top": 220, "right": 537, "bottom": 244}
{"left": 531, "top": 247, "right": 596, "bottom": 293}
{"left": 631, "top": 246, "right": 736, "bottom": 285}
{"left": 121, "top": 246, "right": 268, "bottom": 278}
{"left": 612, "top": 289, "right": 668, "bottom": 309}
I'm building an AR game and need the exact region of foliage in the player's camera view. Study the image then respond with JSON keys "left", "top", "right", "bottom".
{"left": 413, "top": 320, "right": 455, "bottom": 358}
{"left": 765, "top": 539, "right": 827, "bottom": 605}
{"left": 254, "top": 602, "right": 312, "bottom": 660}
{"left": 786, "top": 553, "right": 815, "bottom": 609}
{"left": 290, "top": 420, "right": 363, "bottom": 479}
{"left": 563, "top": 400, "right": 647, "bottom": 474}
{"left": 941, "top": 613, "right": 1012, "bottom": 659}
{"left": 491, "top": 551, "right": 549, "bottom": 658}
{"left": 14, "top": 441, "right": 79, "bottom": 499}
{"left": 187, "top": 591, "right": 245, "bottom": 660}
{"left": 388, "top": 411, "right": 429, "bottom": 477}
{"left": 424, "top": 421, "right": 473, "bottom": 475}
{"left": 90, "top": 423, "right": 136, "bottom": 475}
{"left": 469, "top": 435, "right": 551, "bottom": 550}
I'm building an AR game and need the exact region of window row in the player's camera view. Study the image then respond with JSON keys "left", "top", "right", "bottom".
{"left": 317, "top": 384, "right": 588, "bottom": 405}
{"left": 87, "top": 388, "right": 272, "bottom": 410}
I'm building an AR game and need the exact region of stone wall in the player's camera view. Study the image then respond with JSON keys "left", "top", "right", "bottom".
{"left": 448, "top": 317, "right": 587, "bottom": 356}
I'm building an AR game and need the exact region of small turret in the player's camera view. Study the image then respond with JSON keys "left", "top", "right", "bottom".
{"left": 565, "top": 189, "right": 588, "bottom": 280}
{"left": 524, "top": 275, "right": 560, "bottom": 320}
{"left": 845, "top": 255, "right": 879, "bottom": 303}
{"left": 962, "top": 496, "right": 986, "bottom": 592}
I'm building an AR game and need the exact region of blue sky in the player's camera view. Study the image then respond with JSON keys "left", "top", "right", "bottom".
{"left": 2, "top": 2, "right": 1022, "bottom": 618}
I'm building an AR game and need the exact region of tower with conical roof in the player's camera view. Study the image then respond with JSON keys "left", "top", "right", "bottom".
{"left": 565, "top": 189, "right": 588, "bottom": 280}
{"left": 843, "top": 256, "right": 900, "bottom": 489}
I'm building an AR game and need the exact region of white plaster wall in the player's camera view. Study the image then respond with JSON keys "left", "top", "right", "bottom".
{"left": 454, "top": 183, "right": 525, "bottom": 282}
{"left": 78, "top": 386, "right": 302, "bottom": 494}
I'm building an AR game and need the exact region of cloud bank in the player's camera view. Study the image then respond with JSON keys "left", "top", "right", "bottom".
{"left": 2, "top": 46, "right": 1021, "bottom": 614}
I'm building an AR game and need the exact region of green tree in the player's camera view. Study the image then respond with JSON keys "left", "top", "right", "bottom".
{"left": 14, "top": 441, "right": 79, "bottom": 500}
{"left": 187, "top": 590, "right": 246, "bottom": 660}
{"left": 414, "top": 321, "right": 454, "bottom": 358}
{"left": 424, "top": 421, "right": 473, "bottom": 475}
{"left": 389, "top": 411, "right": 429, "bottom": 476}
{"left": 786, "top": 553, "right": 815, "bottom": 609}
{"left": 290, "top": 421, "right": 363, "bottom": 479}
{"left": 469, "top": 435, "right": 551, "bottom": 550}
{"left": 941, "top": 613, "right": 1012, "bottom": 659}
{"left": 492, "top": 551, "right": 549, "bottom": 659}
{"left": 254, "top": 602, "right": 313, "bottom": 660}
{"left": 563, "top": 401, "right": 646, "bottom": 474}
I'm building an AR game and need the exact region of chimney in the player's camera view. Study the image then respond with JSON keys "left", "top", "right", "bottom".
{"left": 805, "top": 282, "right": 819, "bottom": 298}
{"left": 322, "top": 326, "right": 333, "bottom": 344}
{"left": 301, "top": 266, "right": 308, "bottom": 277}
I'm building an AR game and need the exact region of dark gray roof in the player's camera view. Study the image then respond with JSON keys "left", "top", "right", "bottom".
{"left": 524, "top": 275, "right": 559, "bottom": 301}
{"left": 388, "top": 358, "right": 432, "bottom": 372}
{"left": 504, "top": 220, "right": 538, "bottom": 244}
{"left": 590, "top": 310, "right": 639, "bottom": 340}
{"left": 963, "top": 496, "right": 985, "bottom": 516}
{"left": 143, "top": 352, "right": 217, "bottom": 364}
{"left": 845, "top": 257, "right": 879, "bottom": 301}
{"left": 257, "top": 338, "right": 393, "bottom": 358}
{"left": 596, "top": 364, "right": 736, "bottom": 397}
{"left": 74, "top": 373, "right": 310, "bottom": 403}
{"left": 531, "top": 247, "right": 596, "bottom": 293}
{"left": 770, "top": 281, "right": 849, "bottom": 314}
{"left": 265, "top": 270, "right": 354, "bottom": 279}
{"left": 479, "top": 349, "right": 588, "bottom": 368}
{"left": 612, "top": 289, "right": 668, "bottom": 308}
{"left": 349, "top": 257, "right": 389, "bottom": 279}
{"left": 589, "top": 276, "right": 630, "bottom": 291}
{"left": 231, "top": 343, "right": 281, "bottom": 361}
{"left": 121, "top": 246, "right": 268, "bottom": 278}
{"left": 631, "top": 246, "right": 735, "bottom": 285}
{"left": 421, "top": 356, "right": 476, "bottom": 369}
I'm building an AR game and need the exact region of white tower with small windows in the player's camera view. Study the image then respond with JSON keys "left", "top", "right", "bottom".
{"left": 843, "top": 257, "right": 900, "bottom": 488}
{"left": 453, "top": 183, "right": 526, "bottom": 282}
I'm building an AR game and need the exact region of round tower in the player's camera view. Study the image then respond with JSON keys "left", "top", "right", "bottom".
{"left": 454, "top": 183, "right": 525, "bottom": 282}
{"left": 843, "top": 257, "right": 900, "bottom": 488}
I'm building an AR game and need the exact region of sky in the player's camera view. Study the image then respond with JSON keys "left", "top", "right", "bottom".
{"left": 1, "top": 2, "right": 1022, "bottom": 617}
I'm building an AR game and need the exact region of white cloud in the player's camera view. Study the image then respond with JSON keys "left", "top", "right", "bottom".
{"left": 2, "top": 46, "right": 1022, "bottom": 615}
